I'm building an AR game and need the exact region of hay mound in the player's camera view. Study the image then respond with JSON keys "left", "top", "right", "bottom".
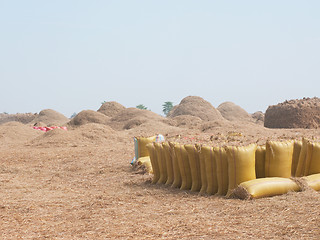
{"left": 109, "top": 108, "right": 164, "bottom": 130}
{"left": 264, "top": 97, "right": 320, "bottom": 129}
{"left": 217, "top": 102, "right": 253, "bottom": 122}
{"left": 97, "top": 101, "right": 126, "bottom": 117}
{"left": 201, "top": 120, "right": 233, "bottom": 132}
{"left": 0, "top": 122, "right": 42, "bottom": 144}
{"left": 68, "top": 110, "right": 110, "bottom": 126}
{"left": 126, "top": 119, "right": 182, "bottom": 137}
{"left": 31, "top": 109, "right": 69, "bottom": 126}
{"left": 30, "top": 123, "right": 122, "bottom": 147}
{"left": 252, "top": 111, "right": 265, "bottom": 125}
{"left": 167, "top": 96, "right": 224, "bottom": 121}
{"left": 0, "top": 113, "right": 36, "bottom": 125}
{"left": 169, "top": 115, "right": 203, "bottom": 129}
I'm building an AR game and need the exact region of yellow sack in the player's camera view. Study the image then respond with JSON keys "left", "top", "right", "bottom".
{"left": 291, "top": 141, "right": 302, "bottom": 176}
{"left": 169, "top": 142, "right": 182, "bottom": 188}
{"left": 304, "top": 173, "right": 320, "bottom": 191}
{"left": 185, "top": 144, "right": 201, "bottom": 192}
{"left": 201, "top": 146, "right": 217, "bottom": 195}
{"left": 305, "top": 141, "right": 320, "bottom": 175}
{"left": 137, "top": 156, "right": 152, "bottom": 173}
{"left": 255, "top": 146, "right": 266, "bottom": 178}
{"left": 226, "top": 144, "right": 257, "bottom": 198}
{"left": 174, "top": 144, "right": 192, "bottom": 190}
{"left": 235, "top": 177, "right": 300, "bottom": 199}
{"left": 265, "top": 141, "right": 294, "bottom": 178}
{"left": 137, "top": 136, "right": 156, "bottom": 158}
{"left": 214, "top": 147, "right": 228, "bottom": 196}
{"left": 295, "top": 138, "right": 309, "bottom": 177}
{"left": 146, "top": 143, "right": 160, "bottom": 184}
{"left": 162, "top": 142, "right": 174, "bottom": 186}
{"left": 154, "top": 142, "right": 167, "bottom": 184}
{"left": 198, "top": 145, "right": 207, "bottom": 194}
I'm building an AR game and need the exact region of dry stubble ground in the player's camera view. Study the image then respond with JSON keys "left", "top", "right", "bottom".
{"left": 0, "top": 136, "right": 320, "bottom": 239}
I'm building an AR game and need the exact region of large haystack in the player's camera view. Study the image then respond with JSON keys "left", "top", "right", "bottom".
{"left": 167, "top": 96, "right": 224, "bottom": 121}
{"left": 217, "top": 102, "right": 253, "bottom": 122}
{"left": 0, "top": 113, "right": 36, "bottom": 125}
{"left": 97, "top": 101, "right": 126, "bottom": 117}
{"left": 68, "top": 110, "right": 110, "bottom": 126}
{"left": 264, "top": 97, "right": 320, "bottom": 129}
{"left": 31, "top": 109, "right": 69, "bottom": 126}
{"left": 109, "top": 107, "right": 165, "bottom": 130}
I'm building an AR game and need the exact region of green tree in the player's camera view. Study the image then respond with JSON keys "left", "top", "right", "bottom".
{"left": 70, "top": 112, "right": 77, "bottom": 118}
{"left": 162, "top": 101, "right": 173, "bottom": 116}
{"left": 136, "top": 104, "right": 148, "bottom": 110}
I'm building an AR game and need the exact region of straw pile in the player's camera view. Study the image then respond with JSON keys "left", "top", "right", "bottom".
{"left": 0, "top": 113, "right": 36, "bottom": 125}
{"left": 97, "top": 101, "right": 126, "bottom": 117}
{"left": 167, "top": 96, "right": 225, "bottom": 121}
{"left": 265, "top": 97, "right": 320, "bottom": 129}
{"left": 217, "top": 101, "right": 253, "bottom": 122}
{"left": 109, "top": 107, "right": 165, "bottom": 130}
{"left": 68, "top": 110, "right": 110, "bottom": 126}
{"left": 31, "top": 109, "right": 69, "bottom": 126}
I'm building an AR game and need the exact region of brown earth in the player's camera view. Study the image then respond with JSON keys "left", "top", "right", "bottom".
{"left": 265, "top": 97, "right": 320, "bottom": 129}
{"left": 1, "top": 98, "right": 320, "bottom": 239}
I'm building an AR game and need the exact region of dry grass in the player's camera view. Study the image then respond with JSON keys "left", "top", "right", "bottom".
{"left": 1, "top": 141, "right": 320, "bottom": 239}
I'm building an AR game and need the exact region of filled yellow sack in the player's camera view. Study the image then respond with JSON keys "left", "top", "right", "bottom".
{"left": 136, "top": 136, "right": 156, "bottom": 158}
{"left": 154, "top": 142, "right": 167, "bottom": 184}
{"left": 255, "top": 146, "right": 266, "bottom": 178}
{"left": 305, "top": 141, "right": 320, "bottom": 175}
{"left": 201, "top": 146, "right": 217, "bottom": 195}
{"left": 137, "top": 156, "right": 153, "bottom": 173}
{"left": 174, "top": 144, "right": 192, "bottom": 190}
{"left": 304, "top": 173, "right": 320, "bottom": 191}
{"left": 226, "top": 144, "right": 257, "bottom": 197}
{"left": 146, "top": 143, "right": 160, "bottom": 184}
{"left": 162, "top": 142, "right": 174, "bottom": 185}
{"left": 198, "top": 145, "right": 207, "bottom": 194}
{"left": 185, "top": 144, "right": 201, "bottom": 192}
{"left": 169, "top": 142, "right": 182, "bottom": 188}
{"left": 295, "top": 138, "right": 309, "bottom": 177}
{"left": 265, "top": 141, "right": 294, "bottom": 178}
{"left": 291, "top": 141, "right": 302, "bottom": 177}
{"left": 234, "top": 177, "right": 300, "bottom": 199}
{"left": 214, "top": 147, "right": 228, "bottom": 196}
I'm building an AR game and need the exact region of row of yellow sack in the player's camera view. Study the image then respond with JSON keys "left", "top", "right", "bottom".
{"left": 134, "top": 136, "right": 320, "bottom": 199}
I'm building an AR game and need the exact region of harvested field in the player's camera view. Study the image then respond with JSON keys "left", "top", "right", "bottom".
{"left": 1, "top": 98, "right": 320, "bottom": 239}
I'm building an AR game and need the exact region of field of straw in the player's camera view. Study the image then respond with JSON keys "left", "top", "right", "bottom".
{"left": 1, "top": 97, "right": 320, "bottom": 239}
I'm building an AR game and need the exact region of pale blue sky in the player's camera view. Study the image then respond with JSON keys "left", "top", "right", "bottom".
{"left": 1, "top": 1, "right": 319, "bottom": 117}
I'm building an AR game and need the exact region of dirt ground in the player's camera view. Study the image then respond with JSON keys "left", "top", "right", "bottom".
{"left": 0, "top": 124, "right": 320, "bottom": 240}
